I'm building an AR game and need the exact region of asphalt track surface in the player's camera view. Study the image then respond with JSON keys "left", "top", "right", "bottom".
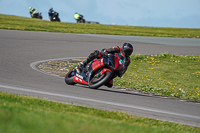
{"left": 0, "top": 29, "right": 200, "bottom": 127}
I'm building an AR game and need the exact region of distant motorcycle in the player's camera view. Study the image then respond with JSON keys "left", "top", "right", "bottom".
{"left": 77, "top": 15, "right": 85, "bottom": 23}
{"left": 49, "top": 12, "right": 60, "bottom": 22}
{"left": 31, "top": 12, "right": 42, "bottom": 19}
{"left": 65, "top": 52, "right": 126, "bottom": 89}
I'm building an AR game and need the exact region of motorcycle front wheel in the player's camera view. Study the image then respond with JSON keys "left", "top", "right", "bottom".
{"left": 65, "top": 69, "right": 76, "bottom": 85}
{"left": 89, "top": 69, "right": 112, "bottom": 89}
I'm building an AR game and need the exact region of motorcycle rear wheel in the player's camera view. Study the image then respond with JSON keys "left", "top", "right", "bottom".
{"left": 65, "top": 69, "right": 76, "bottom": 85}
{"left": 89, "top": 69, "right": 112, "bottom": 89}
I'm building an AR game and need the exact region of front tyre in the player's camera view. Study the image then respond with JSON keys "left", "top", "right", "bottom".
{"left": 65, "top": 69, "right": 76, "bottom": 85}
{"left": 89, "top": 70, "right": 112, "bottom": 89}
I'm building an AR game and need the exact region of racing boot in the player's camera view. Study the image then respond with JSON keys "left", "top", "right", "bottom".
{"left": 105, "top": 79, "right": 113, "bottom": 88}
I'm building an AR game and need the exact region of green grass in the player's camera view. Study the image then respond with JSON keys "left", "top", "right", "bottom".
{"left": 0, "top": 14, "right": 200, "bottom": 38}
{"left": 0, "top": 91, "right": 199, "bottom": 133}
{"left": 115, "top": 54, "right": 200, "bottom": 102}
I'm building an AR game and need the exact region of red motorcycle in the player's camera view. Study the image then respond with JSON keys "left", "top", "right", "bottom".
{"left": 65, "top": 53, "right": 126, "bottom": 89}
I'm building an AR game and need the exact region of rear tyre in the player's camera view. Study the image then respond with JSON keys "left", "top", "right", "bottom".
{"left": 39, "top": 16, "right": 42, "bottom": 19}
{"left": 89, "top": 69, "right": 112, "bottom": 89}
{"left": 65, "top": 69, "right": 76, "bottom": 85}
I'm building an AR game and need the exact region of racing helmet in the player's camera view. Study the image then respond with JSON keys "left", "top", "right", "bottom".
{"left": 49, "top": 8, "right": 53, "bottom": 12}
{"left": 29, "top": 7, "right": 32, "bottom": 10}
{"left": 121, "top": 43, "right": 133, "bottom": 57}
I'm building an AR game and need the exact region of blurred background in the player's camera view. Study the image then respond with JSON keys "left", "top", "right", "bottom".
{"left": 0, "top": 0, "right": 200, "bottom": 28}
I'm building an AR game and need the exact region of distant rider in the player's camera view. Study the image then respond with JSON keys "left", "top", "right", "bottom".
{"left": 77, "top": 43, "right": 134, "bottom": 88}
{"left": 74, "top": 12, "right": 84, "bottom": 23}
{"left": 29, "top": 7, "right": 38, "bottom": 18}
{"left": 48, "top": 8, "right": 54, "bottom": 19}
{"left": 48, "top": 8, "right": 58, "bottom": 20}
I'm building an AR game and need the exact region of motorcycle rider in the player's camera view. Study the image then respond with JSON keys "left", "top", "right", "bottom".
{"left": 29, "top": 7, "right": 38, "bottom": 18}
{"left": 77, "top": 43, "right": 133, "bottom": 88}
{"left": 48, "top": 8, "right": 59, "bottom": 20}
{"left": 48, "top": 8, "right": 54, "bottom": 20}
{"left": 74, "top": 12, "right": 84, "bottom": 23}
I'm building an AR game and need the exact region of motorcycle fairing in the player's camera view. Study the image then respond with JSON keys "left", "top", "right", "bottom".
{"left": 114, "top": 53, "right": 125, "bottom": 70}
{"left": 92, "top": 58, "right": 105, "bottom": 71}
{"left": 100, "top": 68, "right": 112, "bottom": 75}
{"left": 74, "top": 71, "right": 88, "bottom": 85}
{"left": 74, "top": 76, "right": 88, "bottom": 85}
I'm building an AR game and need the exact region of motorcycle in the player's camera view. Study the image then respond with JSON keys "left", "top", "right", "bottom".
{"left": 31, "top": 12, "right": 42, "bottom": 19}
{"left": 50, "top": 12, "right": 61, "bottom": 22}
{"left": 77, "top": 15, "right": 85, "bottom": 23}
{"left": 65, "top": 52, "right": 126, "bottom": 89}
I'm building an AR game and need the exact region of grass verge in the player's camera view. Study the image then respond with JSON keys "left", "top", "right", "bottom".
{"left": 0, "top": 14, "right": 200, "bottom": 38}
{"left": 0, "top": 91, "right": 199, "bottom": 133}
{"left": 115, "top": 53, "right": 200, "bottom": 102}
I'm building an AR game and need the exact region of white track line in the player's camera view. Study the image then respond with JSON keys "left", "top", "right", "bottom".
{"left": 0, "top": 84, "right": 200, "bottom": 120}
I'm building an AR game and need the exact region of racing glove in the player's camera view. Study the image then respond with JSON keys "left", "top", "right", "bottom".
{"left": 101, "top": 49, "right": 108, "bottom": 58}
